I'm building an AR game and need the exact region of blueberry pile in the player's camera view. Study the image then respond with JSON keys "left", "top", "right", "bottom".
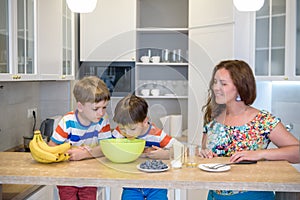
{"left": 140, "top": 160, "right": 168, "bottom": 170}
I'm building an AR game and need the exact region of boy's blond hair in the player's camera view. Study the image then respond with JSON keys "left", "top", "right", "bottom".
{"left": 73, "top": 76, "right": 110, "bottom": 104}
{"left": 113, "top": 94, "right": 148, "bottom": 125}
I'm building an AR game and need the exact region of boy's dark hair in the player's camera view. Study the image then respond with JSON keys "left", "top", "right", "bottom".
{"left": 73, "top": 76, "right": 110, "bottom": 104}
{"left": 113, "top": 94, "right": 148, "bottom": 125}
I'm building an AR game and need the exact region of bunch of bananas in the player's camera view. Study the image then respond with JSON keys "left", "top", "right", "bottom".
{"left": 29, "top": 130, "right": 71, "bottom": 163}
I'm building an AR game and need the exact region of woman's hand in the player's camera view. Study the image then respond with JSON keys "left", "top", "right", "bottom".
{"left": 199, "top": 149, "right": 217, "bottom": 158}
{"left": 146, "top": 145, "right": 169, "bottom": 160}
{"left": 230, "top": 150, "right": 261, "bottom": 163}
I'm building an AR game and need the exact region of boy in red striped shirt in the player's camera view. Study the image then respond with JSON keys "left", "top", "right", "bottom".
{"left": 49, "top": 76, "right": 111, "bottom": 200}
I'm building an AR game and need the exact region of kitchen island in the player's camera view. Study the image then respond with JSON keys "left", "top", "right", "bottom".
{"left": 0, "top": 152, "right": 299, "bottom": 199}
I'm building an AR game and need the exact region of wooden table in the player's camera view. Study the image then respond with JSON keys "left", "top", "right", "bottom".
{"left": 0, "top": 152, "right": 299, "bottom": 199}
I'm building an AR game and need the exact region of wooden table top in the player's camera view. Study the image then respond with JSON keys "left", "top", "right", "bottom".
{"left": 0, "top": 152, "right": 299, "bottom": 192}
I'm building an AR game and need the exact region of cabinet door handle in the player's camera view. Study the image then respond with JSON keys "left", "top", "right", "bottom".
{"left": 12, "top": 75, "right": 21, "bottom": 79}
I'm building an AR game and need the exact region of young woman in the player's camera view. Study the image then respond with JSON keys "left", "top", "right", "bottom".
{"left": 200, "top": 60, "right": 300, "bottom": 200}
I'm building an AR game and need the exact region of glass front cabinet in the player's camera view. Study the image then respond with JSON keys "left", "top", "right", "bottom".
{"left": 62, "top": 0, "right": 75, "bottom": 78}
{"left": 0, "top": 0, "right": 9, "bottom": 74}
{"left": 253, "top": 0, "right": 299, "bottom": 81}
{"left": 0, "top": 0, "right": 36, "bottom": 80}
{"left": 0, "top": 0, "right": 75, "bottom": 81}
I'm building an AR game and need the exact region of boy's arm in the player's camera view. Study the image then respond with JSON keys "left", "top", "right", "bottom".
{"left": 146, "top": 145, "right": 170, "bottom": 160}
{"left": 146, "top": 139, "right": 182, "bottom": 160}
{"left": 48, "top": 140, "right": 58, "bottom": 146}
{"left": 144, "top": 125, "right": 179, "bottom": 159}
{"left": 48, "top": 139, "right": 105, "bottom": 160}
{"left": 67, "top": 145, "right": 104, "bottom": 161}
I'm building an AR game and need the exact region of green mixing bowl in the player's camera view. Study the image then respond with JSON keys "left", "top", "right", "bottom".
{"left": 100, "top": 138, "right": 146, "bottom": 163}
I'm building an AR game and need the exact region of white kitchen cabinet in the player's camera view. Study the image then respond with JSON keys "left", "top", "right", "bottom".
{"left": 243, "top": 0, "right": 299, "bottom": 81}
{"left": 80, "top": 0, "right": 136, "bottom": 61}
{"left": 37, "top": 0, "right": 62, "bottom": 80}
{"left": 0, "top": 0, "right": 75, "bottom": 81}
{"left": 0, "top": 0, "right": 9, "bottom": 74}
{"left": 37, "top": 0, "right": 75, "bottom": 80}
{"left": 0, "top": 0, "right": 37, "bottom": 81}
{"left": 62, "top": 0, "right": 75, "bottom": 79}
{"left": 189, "top": 0, "right": 234, "bottom": 28}
{"left": 188, "top": 0, "right": 235, "bottom": 145}
{"left": 254, "top": 0, "right": 287, "bottom": 80}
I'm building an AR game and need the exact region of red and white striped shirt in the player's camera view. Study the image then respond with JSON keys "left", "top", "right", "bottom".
{"left": 51, "top": 110, "right": 111, "bottom": 147}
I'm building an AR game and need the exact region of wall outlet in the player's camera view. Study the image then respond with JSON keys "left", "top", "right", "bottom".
{"left": 27, "top": 108, "right": 37, "bottom": 118}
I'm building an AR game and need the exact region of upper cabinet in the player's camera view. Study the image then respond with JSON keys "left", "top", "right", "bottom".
{"left": 62, "top": 0, "right": 75, "bottom": 79}
{"left": 0, "top": 0, "right": 75, "bottom": 81}
{"left": 249, "top": 0, "right": 299, "bottom": 81}
{"left": 37, "top": 0, "right": 75, "bottom": 80}
{"left": 189, "top": 0, "right": 234, "bottom": 65}
{"left": 0, "top": 0, "right": 36, "bottom": 80}
{"left": 37, "top": 0, "right": 62, "bottom": 79}
{"left": 17, "top": 0, "right": 35, "bottom": 78}
{"left": 80, "top": 0, "right": 136, "bottom": 61}
{"left": 254, "top": 0, "right": 286, "bottom": 79}
{"left": 0, "top": 0, "right": 10, "bottom": 74}
{"left": 189, "top": 0, "right": 234, "bottom": 27}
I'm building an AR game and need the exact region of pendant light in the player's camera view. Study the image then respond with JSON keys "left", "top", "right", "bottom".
{"left": 66, "top": 0, "right": 97, "bottom": 13}
{"left": 233, "top": 0, "right": 265, "bottom": 12}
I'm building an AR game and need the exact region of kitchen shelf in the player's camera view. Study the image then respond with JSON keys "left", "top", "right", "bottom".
{"left": 256, "top": 47, "right": 285, "bottom": 51}
{"left": 136, "top": 62, "right": 188, "bottom": 66}
{"left": 136, "top": 0, "right": 189, "bottom": 131}
{"left": 137, "top": 95, "right": 188, "bottom": 99}
{"left": 136, "top": 28, "right": 188, "bottom": 34}
{"left": 0, "top": 30, "right": 8, "bottom": 35}
{"left": 256, "top": 13, "right": 286, "bottom": 20}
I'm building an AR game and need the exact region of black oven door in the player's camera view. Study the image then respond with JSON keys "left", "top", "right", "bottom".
{"left": 79, "top": 61, "right": 135, "bottom": 96}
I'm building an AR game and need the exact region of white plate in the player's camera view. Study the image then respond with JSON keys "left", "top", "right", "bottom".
{"left": 137, "top": 164, "right": 170, "bottom": 173}
{"left": 198, "top": 163, "right": 231, "bottom": 172}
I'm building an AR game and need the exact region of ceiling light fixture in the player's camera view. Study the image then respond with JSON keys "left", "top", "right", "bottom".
{"left": 233, "top": 0, "right": 265, "bottom": 12}
{"left": 66, "top": 0, "right": 97, "bottom": 13}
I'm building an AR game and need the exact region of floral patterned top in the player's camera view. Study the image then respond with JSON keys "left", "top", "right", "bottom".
{"left": 203, "top": 110, "right": 280, "bottom": 195}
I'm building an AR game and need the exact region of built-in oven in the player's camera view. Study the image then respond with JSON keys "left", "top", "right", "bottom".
{"left": 78, "top": 61, "right": 135, "bottom": 97}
